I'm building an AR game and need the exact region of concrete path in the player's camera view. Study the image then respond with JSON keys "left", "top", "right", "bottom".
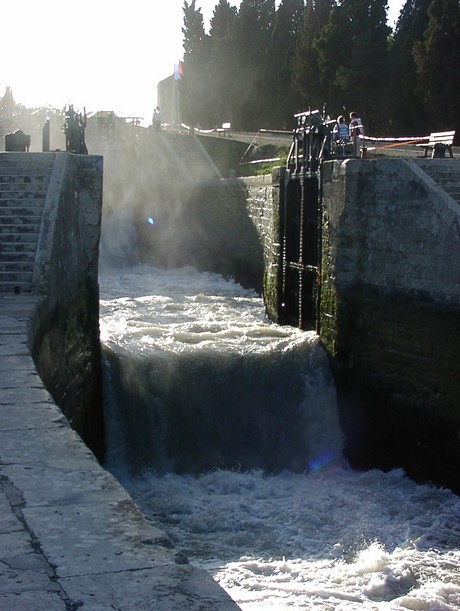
{"left": 0, "top": 293, "right": 238, "bottom": 610}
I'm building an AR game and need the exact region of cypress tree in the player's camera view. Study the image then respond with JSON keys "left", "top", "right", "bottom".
{"left": 292, "top": 0, "right": 335, "bottom": 114}
{"left": 388, "top": 0, "right": 432, "bottom": 135}
{"left": 413, "top": 0, "right": 460, "bottom": 134}
{"left": 315, "top": 0, "right": 390, "bottom": 132}
{"left": 263, "top": 0, "right": 305, "bottom": 128}
{"left": 181, "top": 0, "right": 210, "bottom": 127}
{"left": 208, "top": 0, "right": 239, "bottom": 127}
{"left": 232, "top": 0, "right": 277, "bottom": 129}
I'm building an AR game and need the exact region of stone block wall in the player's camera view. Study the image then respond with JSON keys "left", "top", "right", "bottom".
{"left": 320, "top": 158, "right": 460, "bottom": 491}
{"left": 238, "top": 172, "right": 280, "bottom": 308}
{"left": 184, "top": 179, "right": 266, "bottom": 291}
{"left": 134, "top": 178, "right": 265, "bottom": 292}
{"left": 30, "top": 153, "right": 104, "bottom": 460}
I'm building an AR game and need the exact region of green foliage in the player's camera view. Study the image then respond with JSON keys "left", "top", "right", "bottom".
{"left": 388, "top": 0, "right": 432, "bottom": 134}
{"left": 315, "top": 0, "right": 390, "bottom": 133}
{"left": 265, "top": 0, "right": 306, "bottom": 128}
{"left": 238, "top": 142, "right": 289, "bottom": 176}
{"left": 293, "top": 0, "right": 330, "bottom": 111}
{"left": 181, "top": 1, "right": 210, "bottom": 126}
{"left": 207, "top": 1, "right": 239, "bottom": 126}
{"left": 197, "top": 136, "right": 288, "bottom": 177}
{"left": 197, "top": 136, "right": 247, "bottom": 176}
{"left": 413, "top": 0, "right": 460, "bottom": 133}
{"left": 181, "top": 0, "right": 459, "bottom": 138}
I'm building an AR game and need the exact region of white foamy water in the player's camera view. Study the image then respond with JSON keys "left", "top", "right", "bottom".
{"left": 99, "top": 264, "right": 460, "bottom": 610}
{"left": 100, "top": 264, "right": 311, "bottom": 356}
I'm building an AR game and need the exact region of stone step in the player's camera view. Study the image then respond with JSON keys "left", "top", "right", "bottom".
{"left": 0, "top": 154, "right": 54, "bottom": 294}
{"left": 440, "top": 181, "right": 460, "bottom": 189}
{"left": 0, "top": 184, "right": 49, "bottom": 195}
{"left": 0, "top": 234, "right": 39, "bottom": 245}
{"left": 415, "top": 160, "right": 459, "bottom": 171}
{"left": 0, "top": 196, "right": 48, "bottom": 206}
{"left": 0, "top": 269, "right": 33, "bottom": 284}
{"left": 0, "top": 218, "right": 41, "bottom": 227}
{"left": 0, "top": 196, "right": 49, "bottom": 207}
{"left": 428, "top": 173, "right": 460, "bottom": 182}
{"left": 0, "top": 152, "right": 55, "bottom": 164}
{"left": 0, "top": 279, "right": 32, "bottom": 293}
{"left": 0, "top": 206, "right": 43, "bottom": 225}
{"left": 0, "top": 187, "right": 46, "bottom": 198}
{"left": 432, "top": 183, "right": 460, "bottom": 203}
{"left": 0, "top": 225, "right": 41, "bottom": 236}
{"left": 162, "top": 135, "right": 221, "bottom": 181}
{"left": 420, "top": 174, "right": 460, "bottom": 185}
{"left": 0, "top": 249, "right": 36, "bottom": 262}
{"left": 0, "top": 164, "right": 53, "bottom": 172}
{"left": 0, "top": 173, "right": 51, "bottom": 182}
{"left": 415, "top": 160, "right": 460, "bottom": 204}
{"left": 0, "top": 260, "right": 35, "bottom": 272}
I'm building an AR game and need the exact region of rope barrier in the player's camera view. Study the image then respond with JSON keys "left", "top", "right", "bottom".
{"left": 362, "top": 134, "right": 429, "bottom": 151}
{"left": 360, "top": 136, "right": 430, "bottom": 150}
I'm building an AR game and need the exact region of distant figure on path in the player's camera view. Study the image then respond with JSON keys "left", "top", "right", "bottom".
{"left": 152, "top": 107, "right": 162, "bottom": 132}
{"left": 349, "top": 111, "right": 364, "bottom": 156}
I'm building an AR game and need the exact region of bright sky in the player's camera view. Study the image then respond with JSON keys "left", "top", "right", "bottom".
{"left": 2, "top": 0, "right": 404, "bottom": 126}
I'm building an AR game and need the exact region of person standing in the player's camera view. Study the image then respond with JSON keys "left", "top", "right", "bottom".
{"left": 152, "top": 107, "right": 162, "bottom": 132}
{"left": 349, "top": 112, "right": 364, "bottom": 136}
{"left": 349, "top": 112, "right": 364, "bottom": 156}
{"left": 335, "top": 115, "right": 350, "bottom": 140}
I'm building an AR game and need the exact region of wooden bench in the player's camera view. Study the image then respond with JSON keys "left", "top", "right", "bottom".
{"left": 417, "top": 130, "right": 455, "bottom": 157}
{"left": 217, "top": 122, "right": 231, "bottom": 137}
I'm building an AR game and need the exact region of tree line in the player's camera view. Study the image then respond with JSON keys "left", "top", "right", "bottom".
{"left": 180, "top": 0, "right": 460, "bottom": 138}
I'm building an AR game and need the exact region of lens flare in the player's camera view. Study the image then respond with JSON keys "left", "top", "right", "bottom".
{"left": 147, "top": 217, "right": 155, "bottom": 226}
{"left": 307, "top": 450, "right": 335, "bottom": 474}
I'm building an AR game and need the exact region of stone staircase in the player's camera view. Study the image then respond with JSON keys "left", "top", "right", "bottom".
{"left": 0, "top": 153, "right": 55, "bottom": 293}
{"left": 415, "top": 158, "right": 460, "bottom": 206}
{"left": 161, "top": 133, "right": 222, "bottom": 181}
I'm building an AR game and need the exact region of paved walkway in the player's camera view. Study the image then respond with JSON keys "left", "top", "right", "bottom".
{"left": 0, "top": 293, "right": 237, "bottom": 610}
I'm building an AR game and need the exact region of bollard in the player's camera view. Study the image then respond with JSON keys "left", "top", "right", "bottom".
{"left": 432, "top": 143, "right": 446, "bottom": 159}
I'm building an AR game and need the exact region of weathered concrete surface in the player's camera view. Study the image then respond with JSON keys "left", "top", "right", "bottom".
{"left": 30, "top": 153, "right": 105, "bottom": 461}
{"left": 320, "top": 158, "right": 460, "bottom": 492}
{"left": 0, "top": 293, "right": 238, "bottom": 610}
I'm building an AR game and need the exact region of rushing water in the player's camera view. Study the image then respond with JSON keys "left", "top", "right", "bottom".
{"left": 99, "top": 264, "right": 460, "bottom": 610}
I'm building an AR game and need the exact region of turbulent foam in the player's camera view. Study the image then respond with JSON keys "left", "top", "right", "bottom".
{"left": 117, "top": 467, "right": 460, "bottom": 611}
{"left": 100, "top": 264, "right": 460, "bottom": 609}
{"left": 100, "top": 265, "right": 310, "bottom": 356}
{"left": 100, "top": 264, "right": 343, "bottom": 474}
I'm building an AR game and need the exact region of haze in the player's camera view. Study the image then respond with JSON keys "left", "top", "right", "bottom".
{"left": 2, "top": 0, "right": 403, "bottom": 126}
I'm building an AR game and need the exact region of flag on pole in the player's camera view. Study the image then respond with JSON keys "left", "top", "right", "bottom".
{"left": 174, "top": 61, "right": 184, "bottom": 80}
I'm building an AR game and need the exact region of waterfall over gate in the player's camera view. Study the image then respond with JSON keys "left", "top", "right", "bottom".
{"left": 98, "top": 265, "right": 460, "bottom": 611}
{"left": 100, "top": 264, "right": 343, "bottom": 475}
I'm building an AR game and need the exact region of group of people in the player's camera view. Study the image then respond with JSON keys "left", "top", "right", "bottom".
{"left": 331, "top": 111, "right": 365, "bottom": 157}
{"left": 333, "top": 111, "right": 364, "bottom": 142}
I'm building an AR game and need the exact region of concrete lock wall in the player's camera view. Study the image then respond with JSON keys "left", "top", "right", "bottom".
{"left": 232, "top": 159, "right": 460, "bottom": 492}
{"left": 35, "top": 144, "right": 459, "bottom": 492}
{"left": 239, "top": 172, "right": 281, "bottom": 317}
{"left": 320, "top": 158, "right": 460, "bottom": 492}
{"left": 30, "top": 153, "right": 104, "bottom": 460}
